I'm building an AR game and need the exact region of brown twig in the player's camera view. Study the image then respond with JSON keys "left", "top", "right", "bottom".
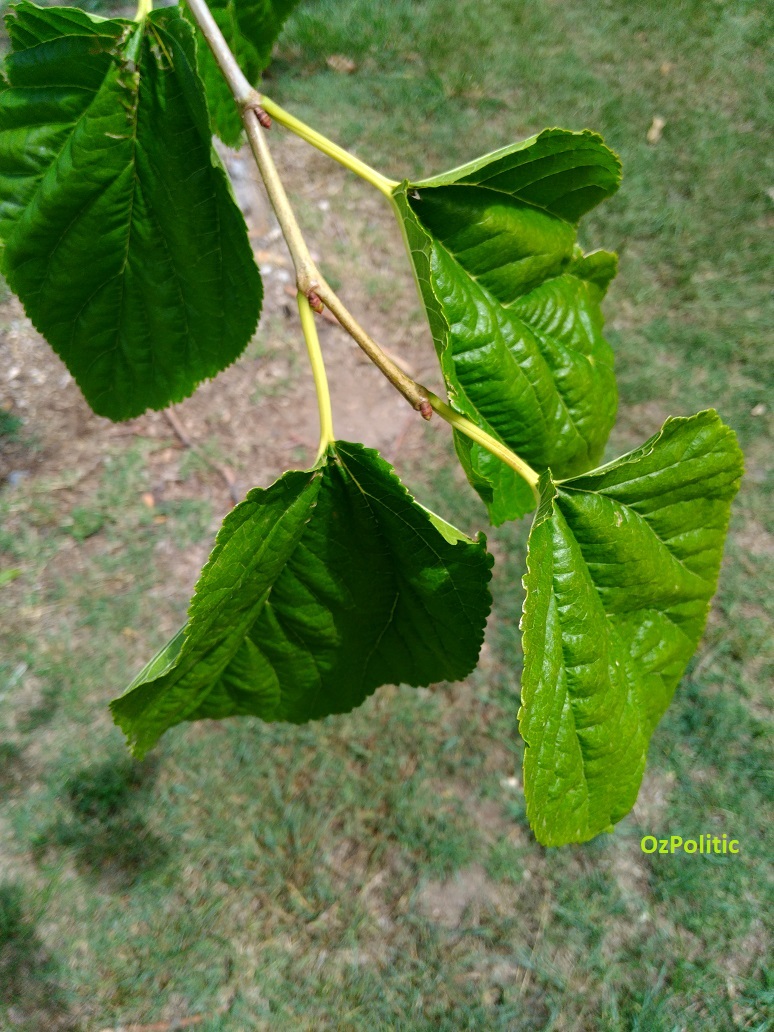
{"left": 283, "top": 284, "right": 338, "bottom": 325}
{"left": 183, "top": 0, "right": 541, "bottom": 491}
{"left": 162, "top": 408, "right": 241, "bottom": 504}
{"left": 98, "top": 993, "right": 234, "bottom": 1032}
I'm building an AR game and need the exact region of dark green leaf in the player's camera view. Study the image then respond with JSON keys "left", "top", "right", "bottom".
{"left": 519, "top": 411, "right": 743, "bottom": 846}
{"left": 111, "top": 442, "right": 493, "bottom": 758}
{"left": 0, "top": 2, "right": 261, "bottom": 420}
{"left": 392, "top": 129, "right": 621, "bottom": 524}
{"left": 186, "top": 0, "right": 301, "bottom": 146}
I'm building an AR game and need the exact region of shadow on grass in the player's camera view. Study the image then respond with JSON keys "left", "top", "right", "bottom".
{"left": 32, "top": 757, "right": 170, "bottom": 886}
{"left": 0, "top": 741, "right": 25, "bottom": 791}
{"left": 0, "top": 883, "right": 78, "bottom": 1031}
{"left": 17, "top": 684, "right": 61, "bottom": 732}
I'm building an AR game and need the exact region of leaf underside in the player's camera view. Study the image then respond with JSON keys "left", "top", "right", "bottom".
{"left": 111, "top": 442, "right": 494, "bottom": 759}
{"left": 393, "top": 128, "right": 621, "bottom": 525}
{"left": 0, "top": 2, "right": 261, "bottom": 420}
{"left": 519, "top": 411, "right": 743, "bottom": 846}
{"left": 186, "top": 0, "right": 301, "bottom": 146}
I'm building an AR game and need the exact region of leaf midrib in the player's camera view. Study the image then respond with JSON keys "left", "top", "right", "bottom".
{"left": 337, "top": 447, "right": 480, "bottom": 641}
{"left": 547, "top": 528, "right": 649, "bottom": 840}
{"left": 430, "top": 233, "right": 592, "bottom": 463}
{"left": 416, "top": 136, "right": 618, "bottom": 219}
{"left": 130, "top": 476, "right": 322, "bottom": 733}
{"left": 555, "top": 489, "right": 704, "bottom": 643}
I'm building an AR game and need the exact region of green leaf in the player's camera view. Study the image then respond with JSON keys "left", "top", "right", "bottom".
{"left": 392, "top": 129, "right": 621, "bottom": 525}
{"left": 519, "top": 411, "right": 743, "bottom": 846}
{"left": 0, "top": 2, "right": 261, "bottom": 420}
{"left": 111, "top": 442, "right": 493, "bottom": 758}
{"left": 186, "top": 0, "right": 301, "bottom": 147}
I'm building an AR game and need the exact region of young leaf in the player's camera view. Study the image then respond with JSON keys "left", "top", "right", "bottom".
{"left": 111, "top": 442, "right": 493, "bottom": 758}
{"left": 392, "top": 129, "right": 621, "bottom": 524}
{"left": 0, "top": 2, "right": 261, "bottom": 421}
{"left": 186, "top": 0, "right": 301, "bottom": 147}
{"left": 519, "top": 410, "right": 743, "bottom": 846}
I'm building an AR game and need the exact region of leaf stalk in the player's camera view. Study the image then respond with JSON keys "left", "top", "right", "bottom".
{"left": 426, "top": 393, "right": 541, "bottom": 496}
{"left": 297, "top": 291, "right": 335, "bottom": 462}
{"left": 257, "top": 95, "right": 399, "bottom": 199}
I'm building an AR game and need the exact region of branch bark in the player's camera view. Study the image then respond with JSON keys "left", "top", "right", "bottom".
{"left": 183, "top": 0, "right": 541, "bottom": 489}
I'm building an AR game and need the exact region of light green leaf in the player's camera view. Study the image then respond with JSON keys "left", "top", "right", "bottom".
{"left": 111, "top": 441, "right": 493, "bottom": 758}
{"left": 519, "top": 411, "right": 743, "bottom": 846}
{"left": 392, "top": 129, "right": 621, "bottom": 524}
{"left": 186, "top": 0, "right": 301, "bottom": 147}
{"left": 0, "top": 2, "right": 261, "bottom": 420}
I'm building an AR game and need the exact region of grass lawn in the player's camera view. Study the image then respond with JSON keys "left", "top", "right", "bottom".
{"left": 1, "top": 0, "right": 772, "bottom": 1028}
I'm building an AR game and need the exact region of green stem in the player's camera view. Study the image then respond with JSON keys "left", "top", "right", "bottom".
{"left": 426, "top": 392, "right": 541, "bottom": 498}
{"left": 297, "top": 292, "right": 335, "bottom": 462}
{"left": 134, "top": 0, "right": 152, "bottom": 21}
{"left": 259, "top": 96, "right": 399, "bottom": 199}
{"left": 241, "top": 111, "right": 318, "bottom": 291}
{"left": 313, "top": 283, "right": 428, "bottom": 411}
